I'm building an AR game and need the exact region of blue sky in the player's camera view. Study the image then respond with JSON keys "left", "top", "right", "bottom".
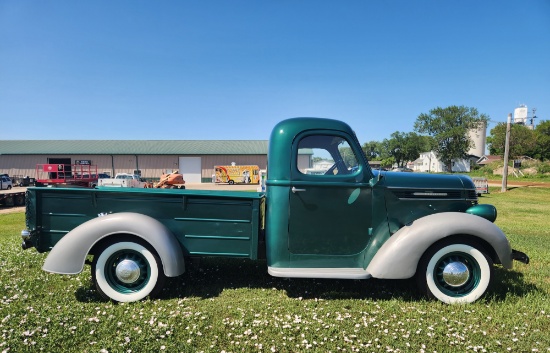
{"left": 1, "top": 1, "right": 549, "bottom": 144}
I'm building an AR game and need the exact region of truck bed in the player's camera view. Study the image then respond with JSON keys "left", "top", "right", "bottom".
{"left": 25, "top": 187, "right": 265, "bottom": 259}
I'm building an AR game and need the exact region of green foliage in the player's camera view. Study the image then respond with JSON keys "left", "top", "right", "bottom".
{"left": 1, "top": 189, "right": 549, "bottom": 352}
{"left": 488, "top": 122, "right": 537, "bottom": 158}
{"left": 381, "top": 131, "right": 430, "bottom": 167}
{"left": 338, "top": 146, "right": 358, "bottom": 168}
{"left": 415, "top": 105, "right": 488, "bottom": 171}
{"left": 311, "top": 156, "right": 324, "bottom": 163}
{"left": 534, "top": 120, "right": 550, "bottom": 161}
{"left": 537, "top": 162, "right": 550, "bottom": 174}
{"left": 358, "top": 108, "right": 548, "bottom": 169}
{"left": 380, "top": 156, "right": 395, "bottom": 168}
{"left": 362, "top": 140, "right": 382, "bottom": 161}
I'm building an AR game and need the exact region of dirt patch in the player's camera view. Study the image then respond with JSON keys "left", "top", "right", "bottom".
{"left": 487, "top": 180, "right": 550, "bottom": 188}
{"left": 0, "top": 206, "right": 25, "bottom": 214}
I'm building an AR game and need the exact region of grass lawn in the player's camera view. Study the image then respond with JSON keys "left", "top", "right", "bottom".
{"left": 1, "top": 187, "right": 549, "bottom": 352}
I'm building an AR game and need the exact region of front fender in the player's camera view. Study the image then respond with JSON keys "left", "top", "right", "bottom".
{"left": 366, "top": 212, "right": 512, "bottom": 279}
{"left": 42, "top": 212, "right": 185, "bottom": 277}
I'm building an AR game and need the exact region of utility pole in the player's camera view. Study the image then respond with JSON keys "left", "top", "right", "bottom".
{"left": 501, "top": 113, "right": 511, "bottom": 192}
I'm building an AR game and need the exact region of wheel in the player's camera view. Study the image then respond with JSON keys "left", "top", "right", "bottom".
{"left": 7, "top": 185, "right": 11, "bottom": 190}
{"left": 416, "top": 240, "right": 493, "bottom": 304}
{"left": 228, "top": 180, "right": 235, "bottom": 185}
{"left": 14, "top": 194, "right": 25, "bottom": 206}
{"left": 92, "top": 240, "right": 166, "bottom": 302}
{"left": 4, "top": 196, "right": 14, "bottom": 207}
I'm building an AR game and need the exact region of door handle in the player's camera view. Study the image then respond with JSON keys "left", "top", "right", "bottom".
{"left": 292, "top": 187, "right": 306, "bottom": 193}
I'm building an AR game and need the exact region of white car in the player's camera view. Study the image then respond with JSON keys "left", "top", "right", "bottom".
{"left": 0, "top": 175, "right": 13, "bottom": 190}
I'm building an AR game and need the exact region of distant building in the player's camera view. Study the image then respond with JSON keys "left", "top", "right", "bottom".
{"left": 514, "top": 105, "right": 529, "bottom": 125}
{"left": 476, "top": 155, "right": 502, "bottom": 166}
{"left": 413, "top": 151, "right": 470, "bottom": 173}
{"left": 0, "top": 139, "right": 271, "bottom": 183}
{"left": 514, "top": 104, "right": 536, "bottom": 130}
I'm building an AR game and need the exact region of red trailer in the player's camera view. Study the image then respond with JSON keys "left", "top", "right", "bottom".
{"left": 35, "top": 164, "right": 99, "bottom": 188}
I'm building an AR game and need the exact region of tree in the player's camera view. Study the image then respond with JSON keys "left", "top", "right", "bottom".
{"left": 381, "top": 131, "right": 430, "bottom": 168}
{"left": 534, "top": 120, "right": 550, "bottom": 161}
{"left": 338, "top": 146, "right": 357, "bottom": 167}
{"left": 414, "top": 106, "right": 488, "bottom": 172}
{"left": 362, "top": 141, "right": 382, "bottom": 161}
{"left": 382, "top": 132, "right": 406, "bottom": 167}
{"left": 487, "top": 123, "right": 536, "bottom": 159}
{"left": 402, "top": 133, "right": 432, "bottom": 165}
{"left": 312, "top": 156, "right": 325, "bottom": 164}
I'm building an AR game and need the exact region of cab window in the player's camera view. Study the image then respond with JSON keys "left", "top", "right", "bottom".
{"left": 297, "top": 134, "right": 359, "bottom": 176}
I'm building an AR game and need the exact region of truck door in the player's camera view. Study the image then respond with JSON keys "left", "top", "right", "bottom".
{"left": 288, "top": 132, "right": 373, "bottom": 256}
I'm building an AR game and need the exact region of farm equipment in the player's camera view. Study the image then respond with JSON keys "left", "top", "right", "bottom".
{"left": 11, "top": 176, "right": 36, "bottom": 187}
{"left": 35, "top": 163, "right": 99, "bottom": 188}
{"left": 152, "top": 170, "right": 186, "bottom": 189}
{"left": 0, "top": 190, "right": 25, "bottom": 207}
{"left": 472, "top": 177, "right": 489, "bottom": 196}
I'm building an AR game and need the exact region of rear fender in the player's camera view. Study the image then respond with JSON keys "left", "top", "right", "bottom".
{"left": 42, "top": 212, "right": 185, "bottom": 277}
{"left": 366, "top": 212, "right": 512, "bottom": 279}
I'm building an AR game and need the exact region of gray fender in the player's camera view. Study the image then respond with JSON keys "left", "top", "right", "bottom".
{"left": 42, "top": 212, "right": 185, "bottom": 277}
{"left": 366, "top": 212, "right": 512, "bottom": 279}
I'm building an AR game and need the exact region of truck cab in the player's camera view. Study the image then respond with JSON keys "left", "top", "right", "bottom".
{"left": 266, "top": 119, "right": 375, "bottom": 271}
{"left": 264, "top": 118, "right": 527, "bottom": 303}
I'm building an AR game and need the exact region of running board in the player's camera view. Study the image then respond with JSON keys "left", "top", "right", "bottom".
{"left": 268, "top": 267, "right": 372, "bottom": 280}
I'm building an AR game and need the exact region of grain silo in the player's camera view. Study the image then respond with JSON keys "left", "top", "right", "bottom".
{"left": 468, "top": 120, "right": 487, "bottom": 158}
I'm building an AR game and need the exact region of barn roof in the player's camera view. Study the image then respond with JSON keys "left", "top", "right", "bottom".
{"left": 0, "top": 140, "right": 269, "bottom": 155}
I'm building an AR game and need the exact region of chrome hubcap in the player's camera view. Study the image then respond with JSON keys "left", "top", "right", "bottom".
{"left": 442, "top": 261, "right": 470, "bottom": 287}
{"left": 115, "top": 259, "right": 141, "bottom": 284}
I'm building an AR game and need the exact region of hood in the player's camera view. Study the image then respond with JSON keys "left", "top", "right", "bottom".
{"left": 374, "top": 171, "right": 478, "bottom": 231}
{"left": 380, "top": 171, "right": 475, "bottom": 190}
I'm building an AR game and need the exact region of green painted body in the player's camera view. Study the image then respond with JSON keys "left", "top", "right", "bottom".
{"left": 24, "top": 117, "right": 502, "bottom": 279}
{"left": 264, "top": 118, "right": 479, "bottom": 272}
{"left": 26, "top": 187, "right": 264, "bottom": 259}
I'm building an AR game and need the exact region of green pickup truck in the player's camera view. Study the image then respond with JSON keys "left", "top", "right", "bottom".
{"left": 21, "top": 117, "right": 528, "bottom": 304}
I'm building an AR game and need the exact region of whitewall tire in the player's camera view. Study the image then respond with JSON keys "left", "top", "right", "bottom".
{"left": 417, "top": 241, "right": 493, "bottom": 304}
{"left": 92, "top": 241, "right": 166, "bottom": 302}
